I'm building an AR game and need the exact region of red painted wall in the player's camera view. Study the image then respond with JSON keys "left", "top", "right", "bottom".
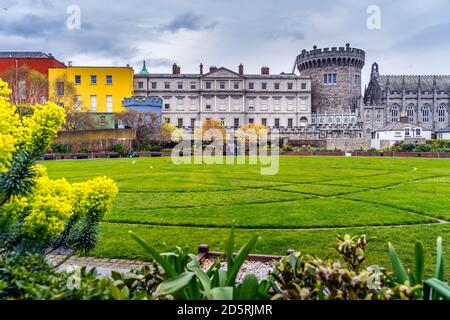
{"left": 0, "top": 58, "right": 66, "bottom": 77}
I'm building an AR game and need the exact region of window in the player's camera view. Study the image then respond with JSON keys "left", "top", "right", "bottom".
{"left": 177, "top": 118, "right": 184, "bottom": 128}
{"left": 218, "top": 98, "right": 227, "bottom": 111}
{"left": 164, "top": 118, "right": 170, "bottom": 124}
{"left": 407, "top": 105, "right": 415, "bottom": 123}
{"left": 323, "top": 73, "right": 337, "bottom": 85}
{"left": 75, "top": 95, "right": 81, "bottom": 111}
{"left": 220, "top": 118, "right": 225, "bottom": 126}
{"left": 205, "top": 82, "right": 212, "bottom": 90}
{"left": 301, "top": 83, "right": 307, "bottom": 90}
{"left": 355, "top": 75, "right": 360, "bottom": 85}
{"left": 164, "top": 103, "right": 170, "bottom": 110}
{"left": 261, "top": 83, "right": 267, "bottom": 90}
{"left": 90, "top": 95, "right": 97, "bottom": 112}
{"left": 261, "top": 118, "right": 267, "bottom": 126}
{"left": 106, "top": 95, "right": 113, "bottom": 113}
{"left": 273, "top": 98, "right": 281, "bottom": 111}
{"left": 416, "top": 128, "right": 422, "bottom": 137}
{"left": 438, "top": 105, "right": 446, "bottom": 123}
{"left": 260, "top": 98, "right": 268, "bottom": 111}
{"left": 248, "top": 99, "right": 255, "bottom": 111}
{"left": 422, "top": 105, "right": 431, "bottom": 123}
{"left": 299, "top": 98, "right": 308, "bottom": 111}
{"left": 438, "top": 133, "right": 444, "bottom": 139}
{"left": 152, "top": 82, "right": 157, "bottom": 89}
{"left": 274, "top": 83, "right": 280, "bottom": 90}
{"left": 234, "top": 82, "right": 240, "bottom": 90}
{"left": 190, "top": 98, "right": 197, "bottom": 111}
{"left": 190, "top": 82, "right": 197, "bottom": 90}
{"left": 106, "top": 75, "right": 113, "bottom": 85}
{"left": 405, "top": 128, "right": 410, "bottom": 136}
{"left": 74, "top": 75, "right": 81, "bottom": 85}
{"left": 164, "top": 82, "right": 170, "bottom": 89}
{"left": 300, "top": 117, "right": 308, "bottom": 127}
{"left": 232, "top": 98, "right": 241, "bottom": 111}
{"left": 249, "top": 82, "right": 254, "bottom": 90}
{"left": 138, "top": 81, "right": 144, "bottom": 89}
{"left": 219, "top": 82, "right": 226, "bottom": 90}
{"left": 190, "top": 118, "right": 196, "bottom": 129}
{"left": 274, "top": 118, "right": 280, "bottom": 128}
{"left": 249, "top": 118, "right": 254, "bottom": 124}
{"left": 366, "top": 112, "right": 371, "bottom": 123}
{"left": 205, "top": 98, "right": 212, "bottom": 111}
{"left": 395, "top": 132, "right": 402, "bottom": 138}
{"left": 176, "top": 98, "right": 184, "bottom": 111}
{"left": 234, "top": 118, "right": 240, "bottom": 129}
{"left": 56, "top": 82, "right": 64, "bottom": 96}
{"left": 390, "top": 105, "right": 400, "bottom": 123}
{"left": 98, "top": 116, "right": 106, "bottom": 127}
{"left": 177, "top": 82, "right": 183, "bottom": 90}
{"left": 288, "top": 118, "right": 293, "bottom": 128}
{"left": 287, "top": 83, "right": 293, "bottom": 90}
{"left": 91, "top": 75, "right": 97, "bottom": 85}
{"left": 376, "top": 111, "right": 381, "bottom": 123}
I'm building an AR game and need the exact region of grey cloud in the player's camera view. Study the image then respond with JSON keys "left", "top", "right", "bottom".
{"left": 162, "top": 12, "right": 217, "bottom": 32}
{"left": 1, "top": 14, "right": 65, "bottom": 37}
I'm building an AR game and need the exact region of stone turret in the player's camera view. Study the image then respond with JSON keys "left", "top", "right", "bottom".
{"left": 296, "top": 44, "right": 365, "bottom": 113}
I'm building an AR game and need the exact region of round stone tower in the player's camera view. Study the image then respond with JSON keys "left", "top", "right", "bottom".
{"left": 296, "top": 44, "right": 365, "bottom": 114}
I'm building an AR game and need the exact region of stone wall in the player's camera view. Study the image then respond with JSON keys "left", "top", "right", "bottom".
{"left": 54, "top": 129, "right": 136, "bottom": 152}
{"left": 326, "top": 138, "right": 370, "bottom": 152}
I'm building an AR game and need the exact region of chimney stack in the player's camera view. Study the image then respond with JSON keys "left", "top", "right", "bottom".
{"left": 68, "top": 61, "right": 73, "bottom": 67}
{"left": 239, "top": 64, "right": 244, "bottom": 75}
{"left": 261, "top": 67, "right": 270, "bottom": 75}
{"left": 200, "top": 63, "right": 203, "bottom": 75}
{"left": 209, "top": 66, "right": 218, "bottom": 73}
{"left": 172, "top": 63, "right": 180, "bottom": 75}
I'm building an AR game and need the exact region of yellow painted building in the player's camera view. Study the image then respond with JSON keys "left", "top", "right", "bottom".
{"left": 48, "top": 66, "right": 134, "bottom": 113}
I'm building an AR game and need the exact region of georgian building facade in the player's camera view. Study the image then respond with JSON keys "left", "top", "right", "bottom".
{"left": 133, "top": 63, "right": 312, "bottom": 133}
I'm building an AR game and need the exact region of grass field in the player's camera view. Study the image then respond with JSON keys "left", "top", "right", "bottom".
{"left": 44, "top": 156, "right": 450, "bottom": 275}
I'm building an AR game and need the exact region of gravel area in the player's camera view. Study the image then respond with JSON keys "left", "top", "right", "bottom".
{"left": 201, "top": 259, "right": 274, "bottom": 282}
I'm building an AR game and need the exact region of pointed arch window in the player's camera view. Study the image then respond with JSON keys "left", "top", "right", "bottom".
{"left": 407, "top": 105, "right": 415, "bottom": 123}
{"left": 438, "top": 105, "right": 446, "bottom": 123}
{"left": 422, "top": 105, "right": 431, "bottom": 123}
{"left": 390, "top": 105, "right": 400, "bottom": 123}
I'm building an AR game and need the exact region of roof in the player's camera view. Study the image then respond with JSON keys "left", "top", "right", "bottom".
{"left": 138, "top": 61, "right": 150, "bottom": 75}
{"left": 379, "top": 75, "right": 450, "bottom": 92}
{"left": 0, "top": 52, "right": 55, "bottom": 59}
{"left": 376, "top": 122, "right": 428, "bottom": 132}
{"left": 436, "top": 126, "right": 450, "bottom": 133}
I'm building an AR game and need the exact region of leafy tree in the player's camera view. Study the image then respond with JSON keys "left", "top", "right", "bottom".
{"left": 195, "top": 119, "right": 227, "bottom": 143}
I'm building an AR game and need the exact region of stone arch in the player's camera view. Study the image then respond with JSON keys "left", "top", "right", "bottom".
{"left": 299, "top": 117, "right": 308, "bottom": 127}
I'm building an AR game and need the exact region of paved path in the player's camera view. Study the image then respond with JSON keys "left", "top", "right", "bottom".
{"left": 46, "top": 254, "right": 150, "bottom": 277}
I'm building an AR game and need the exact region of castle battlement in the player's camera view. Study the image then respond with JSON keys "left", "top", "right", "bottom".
{"left": 296, "top": 44, "right": 365, "bottom": 71}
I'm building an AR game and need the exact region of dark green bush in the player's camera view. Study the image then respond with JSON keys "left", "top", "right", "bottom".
{"left": 111, "top": 144, "right": 126, "bottom": 154}
{"left": 401, "top": 143, "right": 416, "bottom": 152}
{"left": 79, "top": 146, "right": 89, "bottom": 153}
{"left": 51, "top": 143, "right": 71, "bottom": 154}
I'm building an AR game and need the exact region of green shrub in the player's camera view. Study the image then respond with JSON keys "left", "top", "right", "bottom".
{"left": 414, "top": 144, "right": 432, "bottom": 152}
{"left": 51, "top": 143, "right": 71, "bottom": 154}
{"left": 79, "top": 146, "right": 89, "bottom": 153}
{"left": 0, "top": 254, "right": 111, "bottom": 300}
{"left": 401, "top": 143, "right": 416, "bottom": 152}
{"left": 111, "top": 144, "right": 126, "bottom": 154}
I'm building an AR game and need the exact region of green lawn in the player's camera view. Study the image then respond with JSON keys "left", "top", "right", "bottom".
{"left": 44, "top": 156, "right": 450, "bottom": 276}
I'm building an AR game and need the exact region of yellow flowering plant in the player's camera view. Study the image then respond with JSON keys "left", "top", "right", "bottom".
{"left": 0, "top": 79, "right": 118, "bottom": 256}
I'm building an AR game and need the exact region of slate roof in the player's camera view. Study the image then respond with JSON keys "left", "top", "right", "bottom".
{"left": 379, "top": 75, "right": 450, "bottom": 92}
{"left": 0, "top": 52, "right": 54, "bottom": 59}
{"left": 377, "top": 122, "right": 429, "bottom": 132}
{"left": 436, "top": 126, "right": 450, "bottom": 133}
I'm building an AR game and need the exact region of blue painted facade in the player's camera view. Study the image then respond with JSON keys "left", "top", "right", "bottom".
{"left": 122, "top": 96, "right": 163, "bottom": 118}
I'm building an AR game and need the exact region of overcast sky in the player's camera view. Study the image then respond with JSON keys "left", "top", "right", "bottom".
{"left": 1, "top": 0, "right": 450, "bottom": 85}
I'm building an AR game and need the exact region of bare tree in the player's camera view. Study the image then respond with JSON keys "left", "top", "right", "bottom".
{"left": 48, "top": 75, "right": 97, "bottom": 131}
{"left": 115, "top": 109, "right": 160, "bottom": 150}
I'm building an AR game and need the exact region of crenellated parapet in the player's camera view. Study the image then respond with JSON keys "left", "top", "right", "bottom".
{"left": 296, "top": 44, "right": 365, "bottom": 72}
